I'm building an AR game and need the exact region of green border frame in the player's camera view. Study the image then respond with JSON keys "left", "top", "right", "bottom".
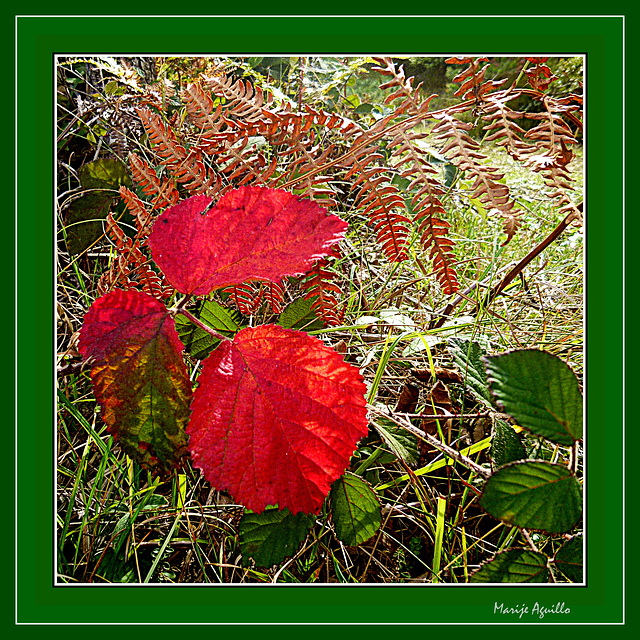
{"left": 15, "top": 13, "right": 625, "bottom": 627}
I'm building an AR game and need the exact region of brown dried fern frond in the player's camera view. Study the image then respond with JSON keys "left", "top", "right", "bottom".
{"left": 388, "top": 129, "right": 460, "bottom": 293}
{"left": 301, "top": 258, "right": 345, "bottom": 327}
{"left": 118, "top": 185, "right": 154, "bottom": 238}
{"left": 136, "top": 107, "right": 219, "bottom": 194}
{"left": 261, "top": 281, "right": 285, "bottom": 314}
{"left": 523, "top": 57, "right": 557, "bottom": 92}
{"left": 446, "top": 57, "right": 507, "bottom": 102}
{"left": 127, "top": 152, "right": 179, "bottom": 209}
{"left": 213, "top": 136, "right": 278, "bottom": 188}
{"left": 181, "top": 81, "right": 225, "bottom": 139}
{"left": 202, "top": 72, "right": 273, "bottom": 127}
{"left": 224, "top": 283, "right": 264, "bottom": 316}
{"left": 481, "top": 92, "right": 534, "bottom": 161}
{"left": 343, "top": 141, "right": 412, "bottom": 262}
{"left": 372, "top": 56, "right": 437, "bottom": 116}
{"left": 432, "top": 111, "right": 522, "bottom": 243}
{"left": 98, "top": 212, "right": 173, "bottom": 301}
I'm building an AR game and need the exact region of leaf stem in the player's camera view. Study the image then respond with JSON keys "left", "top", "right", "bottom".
{"left": 177, "top": 308, "right": 230, "bottom": 342}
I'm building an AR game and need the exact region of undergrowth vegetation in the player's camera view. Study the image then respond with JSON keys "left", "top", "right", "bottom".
{"left": 56, "top": 55, "right": 583, "bottom": 584}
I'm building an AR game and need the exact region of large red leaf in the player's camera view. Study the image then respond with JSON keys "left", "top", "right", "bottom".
{"left": 187, "top": 324, "right": 368, "bottom": 514}
{"left": 147, "top": 187, "right": 347, "bottom": 296}
{"left": 78, "top": 289, "right": 192, "bottom": 472}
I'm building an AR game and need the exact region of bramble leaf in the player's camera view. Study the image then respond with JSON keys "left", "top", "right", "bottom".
{"left": 148, "top": 187, "right": 347, "bottom": 296}
{"left": 483, "top": 349, "right": 582, "bottom": 445}
{"left": 470, "top": 549, "right": 550, "bottom": 583}
{"left": 479, "top": 460, "right": 582, "bottom": 534}
{"left": 78, "top": 289, "right": 192, "bottom": 472}
{"left": 554, "top": 535, "right": 583, "bottom": 582}
{"left": 489, "top": 418, "right": 526, "bottom": 468}
{"left": 239, "top": 507, "right": 315, "bottom": 568}
{"left": 187, "top": 324, "right": 368, "bottom": 514}
{"left": 329, "top": 472, "right": 382, "bottom": 546}
{"left": 175, "top": 299, "right": 242, "bottom": 360}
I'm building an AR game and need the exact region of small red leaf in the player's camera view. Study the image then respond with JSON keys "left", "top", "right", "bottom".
{"left": 78, "top": 289, "right": 192, "bottom": 472}
{"left": 148, "top": 187, "right": 347, "bottom": 296}
{"left": 187, "top": 324, "right": 368, "bottom": 514}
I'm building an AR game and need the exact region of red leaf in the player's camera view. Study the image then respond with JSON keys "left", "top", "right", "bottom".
{"left": 78, "top": 289, "right": 192, "bottom": 472}
{"left": 148, "top": 187, "right": 347, "bottom": 296}
{"left": 187, "top": 324, "right": 368, "bottom": 514}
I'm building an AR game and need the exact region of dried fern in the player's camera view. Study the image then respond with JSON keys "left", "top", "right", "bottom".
{"left": 98, "top": 57, "right": 582, "bottom": 319}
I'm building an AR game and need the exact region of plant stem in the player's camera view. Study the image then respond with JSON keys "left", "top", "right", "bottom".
{"left": 177, "top": 309, "right": 230, "bottom": 342}
{"left": 475, "top": 208, "right": 580, "bottom": 313}
{"left": 368, "top": 405, "right": 491, "bottom": 479}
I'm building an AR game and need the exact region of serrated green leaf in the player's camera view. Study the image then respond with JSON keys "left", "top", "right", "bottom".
{"left": 329, "top": 472, "right": 382, "bottom": 546}
{"left": 277, "top": 296, "right": 324, "bottom": 331}
{"left": 483, "top": 349, "right": 583, "bottom": 445}
{"left": 490, "top": 418, "right": 526, "bottom": 468}
{"left": 554, "top": 535, "right": 583, "bottom": 582}
{"left": 447, "top": 338, "right": 494, "bottom": 407}
{"left": 176, "top": 299, "right": 241, "bottom": 360}
{"left": 470, "top": 549, "right": 550, "bottom": 583}
{"left": 373, "top": 418, "right": 419, "bottom": 465}
{"left": 479, "top": 461, "right": 582, "bottom": 534}
{"left": 239, "top": 507, "right": 314, "bottom": 568}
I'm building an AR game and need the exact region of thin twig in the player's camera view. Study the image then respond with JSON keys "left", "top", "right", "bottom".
{"left": 368, "top": 405, "right": 491, "bottom": 479}
{"left": 429, "top": 262, "right": 517, "bottom": 330}
{"left": 475, "top": 208, "right": 581, "bottom": 313}
{"left": 176, "top": 309, "right": 229, "bottom": 342}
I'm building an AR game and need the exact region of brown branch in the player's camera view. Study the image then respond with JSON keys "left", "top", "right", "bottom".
{"left": 368, "top": 405, "right": 491, "bottom": 479}
{"left": 475, "top": 206, "right": 580, "bottom": 313}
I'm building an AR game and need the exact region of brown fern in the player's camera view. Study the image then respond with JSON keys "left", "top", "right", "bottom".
{"left": 224, "top": 283, "right": 264, "bottom": 315}
{"left": 300, "top": 258, "right": 344, "bottom": 327}
{"left": 262, "top": 281, "right": 285, "bottom": 314}
{"left": 446, "top": 57, "right": 507, "bottom": 102}
{"left": 98, "top": 212, "right": 173, "bottom": 301}
{"left": 136, "top": 107, "right": 219, "bottom": 194}
{"left": 118, "top": 186, "right": 154, "bottom": 238}
{"left": 481, "top": 91, "right": 533, "bottom": 161}
{"left": 127, "top": 153, "right": 179, "bottom": 209}
{"left": 432, "top": 111, "right": 522, "bottom": 243}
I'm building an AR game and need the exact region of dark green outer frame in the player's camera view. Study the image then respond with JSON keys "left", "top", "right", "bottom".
{"left": 15, "top": 13, "right": 624, "bottom": 628}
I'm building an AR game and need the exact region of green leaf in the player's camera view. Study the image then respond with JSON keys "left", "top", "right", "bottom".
{"left": 447, "top": 338, "right": 494, "bottom": 407}
{"left": 490, "top": 418, "right": 526, "bottom": 468}
{"left": 175, "top": 299, "right": 241, "bottom": 360}
{"left": 329, "top": 472, "right": 382, "bottom": 546}
{"left": 373, "top": 417, "right": 419, "bottom": 465}
{"left": 554, "top": 535, "right": 583, "bottom": 582}
{"left": 483, "top": 349, "right": 583, "bottom": 445}
{"left": 64, "top": 191, "right": 114, "bottom": 255}
{"left": 277, "top": 296, "right": 324, "bottom": 332}
{"left": 470, "top": 549, "right": 550, "bottom": 583}
{"left": 238, "top": 507, "right": 314, "bottom": 568}
{"left": 78, "top": 157, "right": 132, "bottom": 190}
{"left": 479, "top": 461, "right": 582, "bottom": 534}
{"left": 64, "top": 158, "right": 133, "bottom": 255}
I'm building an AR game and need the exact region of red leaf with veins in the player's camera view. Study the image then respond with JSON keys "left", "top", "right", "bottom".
{"left": 187, "top": 324, "right": 368, "bottom": 514}
{"left": 148, "top": 187, "right": 347, "bottom": 296}
{"left": 78, "top": 289, "right": 192, "bottom": 472}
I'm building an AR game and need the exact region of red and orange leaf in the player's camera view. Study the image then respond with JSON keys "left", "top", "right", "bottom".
{"left": 78, "top": 289, "right": 192, "bottom": 473}
{"left": 187, "top": 324, "right": 368, "bottom": 514}
{"left": 148, "top": 187, "right": 347, "bottom": 296}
